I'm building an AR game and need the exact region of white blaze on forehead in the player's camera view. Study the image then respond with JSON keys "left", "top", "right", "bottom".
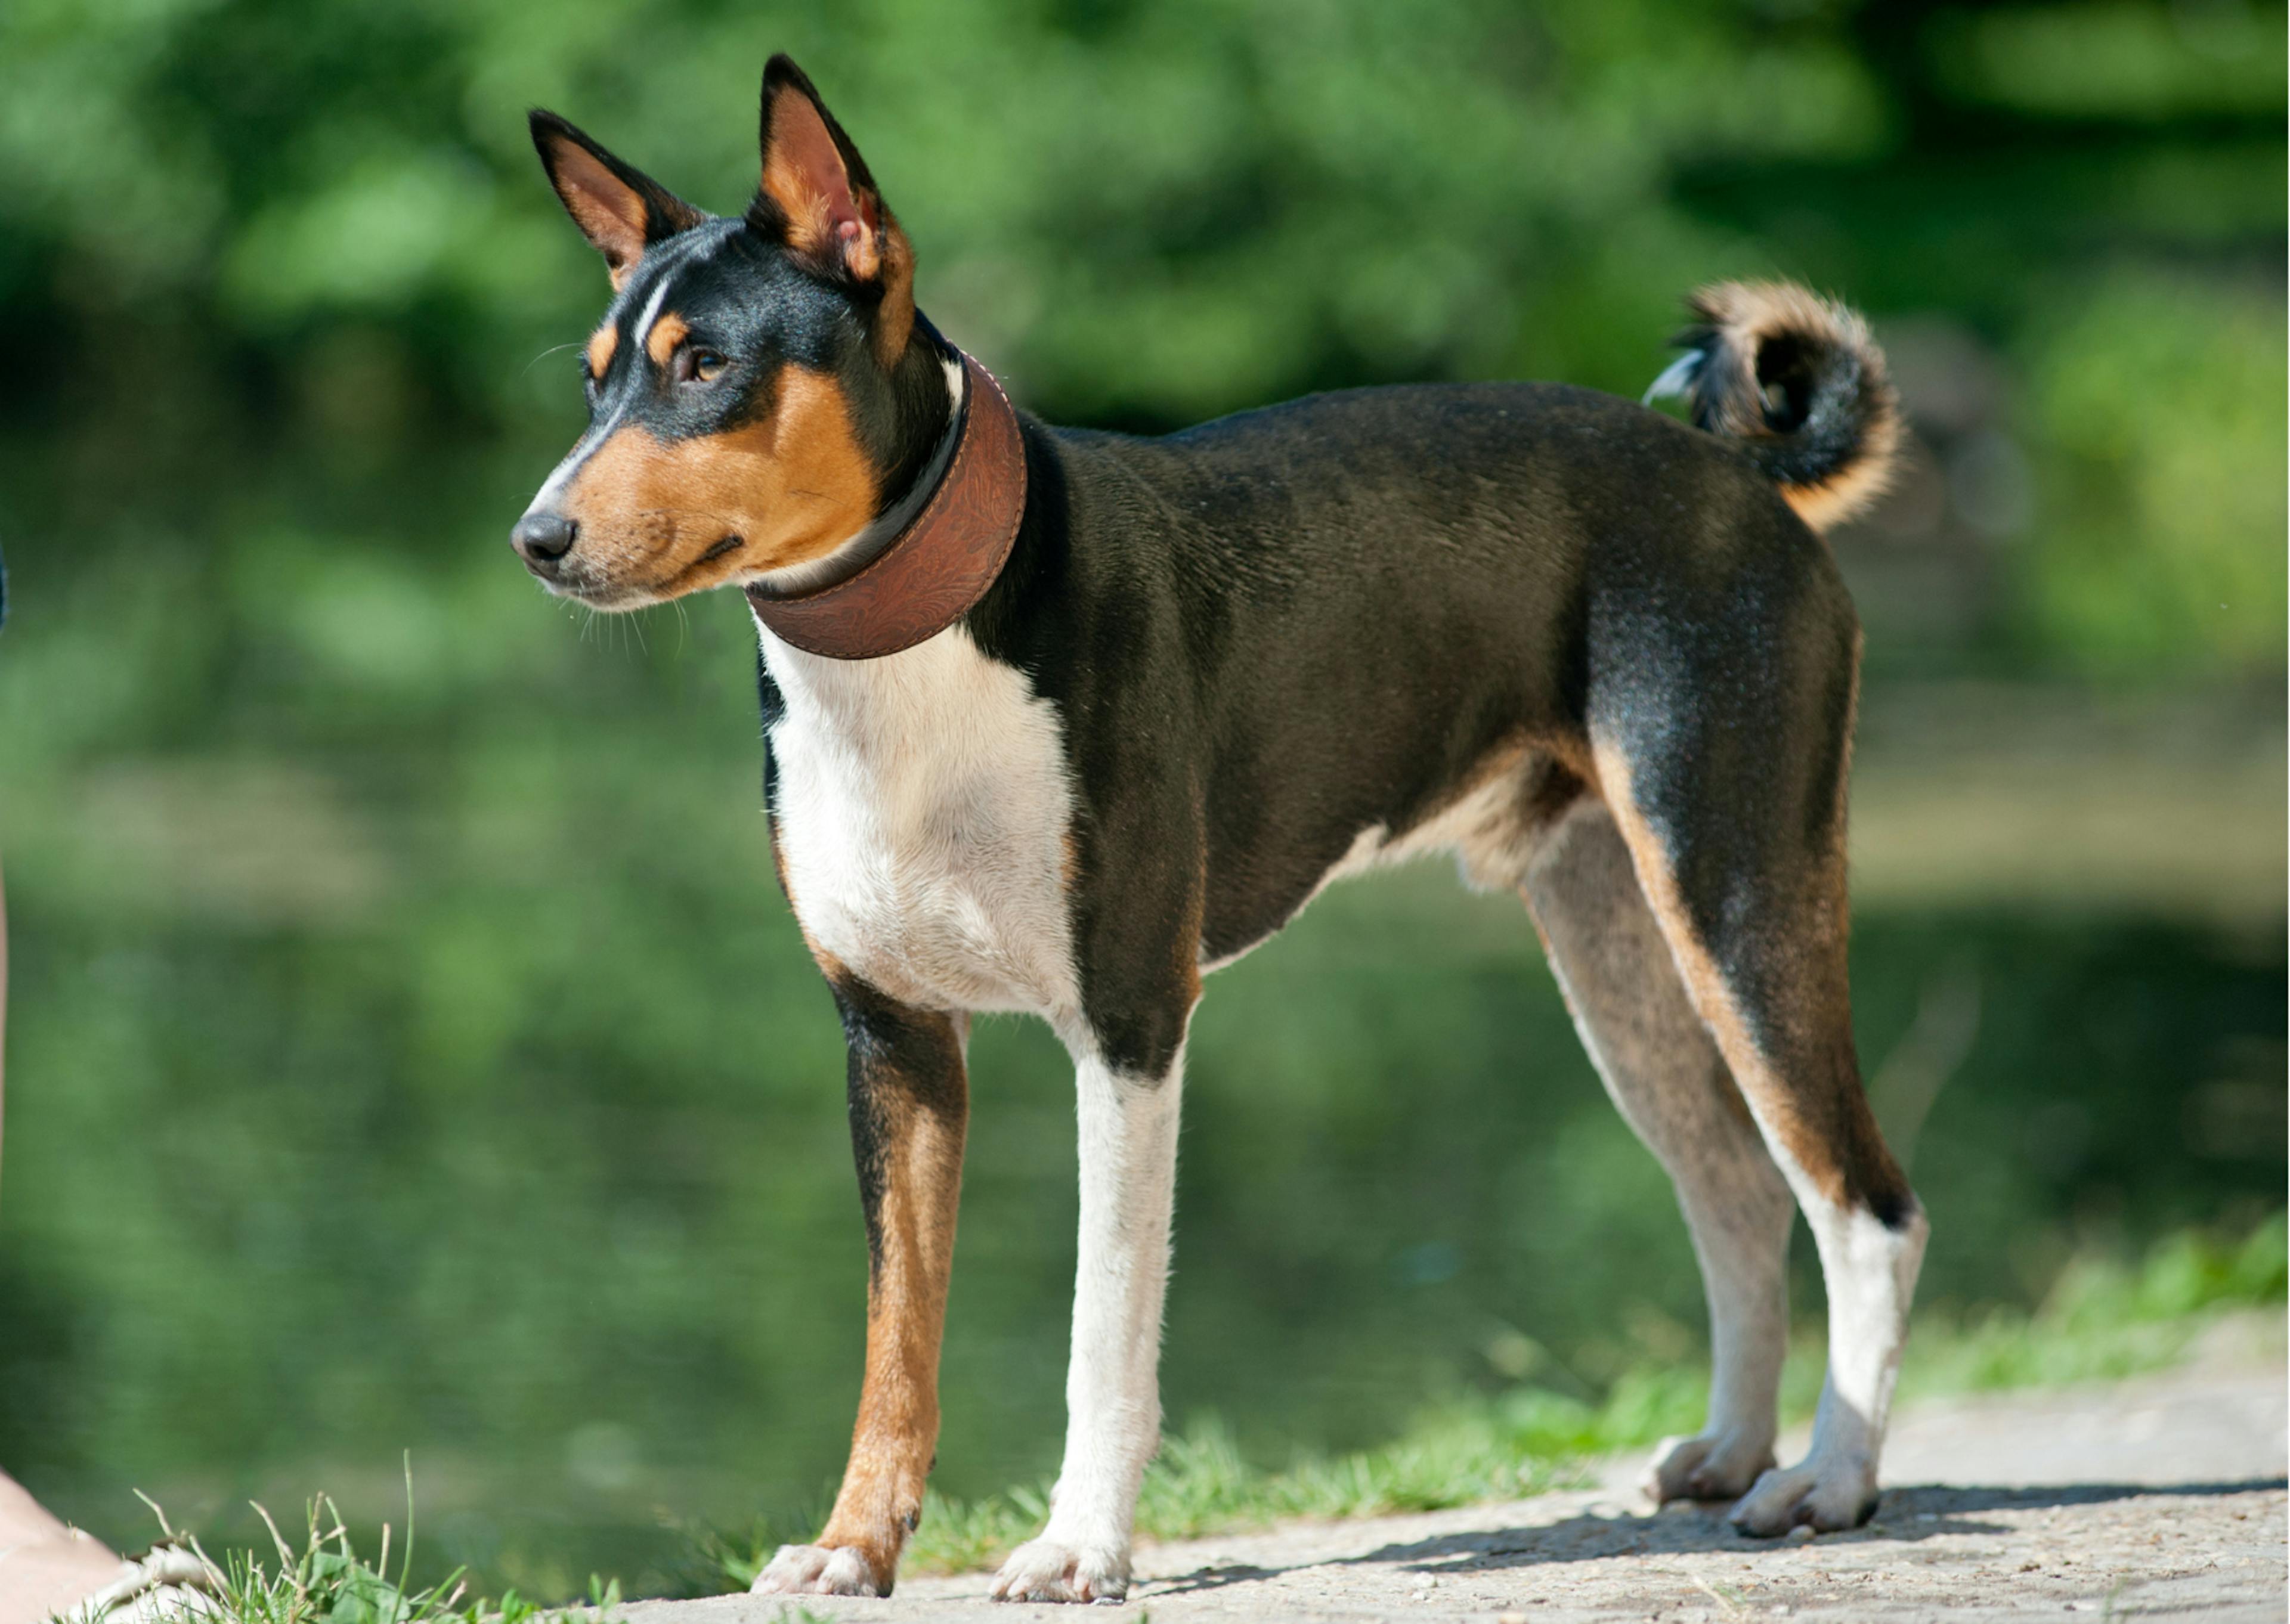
{"left": 628, "top": 224, "right": 727, "bottom": 355}
{"left": 632, "top": 271, "right": 677, "bottom": 355}
{"left": 524, "top": 223, "right": 738, "bottom": 519}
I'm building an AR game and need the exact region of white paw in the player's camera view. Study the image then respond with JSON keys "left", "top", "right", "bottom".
{"left": 988, "top": 1536, "right": 1130, "bottom": 1604}
{"left": 1727, "top": 1455, "right": 1879, "bottom": 1536}
{"left": 1644, "top": 1429, "right": 1778, "bottom": 1504}
{"left": 749, "top": 1542, "right": 883, "bottom": 1597}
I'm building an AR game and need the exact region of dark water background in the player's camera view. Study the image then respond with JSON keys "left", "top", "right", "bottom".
{"left": 1, "top": 579, "right": 2279, "bottom": 1595}
{"left": 0, "top": 0, "right": 2282, "bottom": 1598}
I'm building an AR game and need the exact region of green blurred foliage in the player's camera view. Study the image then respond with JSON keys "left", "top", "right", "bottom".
{"left": 0, "top": 0, "right": 2280, "bottom": 674}
{"left": 1930, "top": 0, "right": 2285, "bottom": 119}
{"left": 2017, "top": 268, "right": 2285, "bottom": 670}
{"left": 871, "top": 1209, "right": 2289, "bottom": 1577}
{"left": 0, "top": 0, "right": 2283, "bottom": 1602}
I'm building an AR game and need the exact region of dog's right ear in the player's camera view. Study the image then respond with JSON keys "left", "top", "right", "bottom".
{"left": 751, "top": 56, "right": 916, "bottom": 364}
{"left": 530, "top": 111, "right": 708, "bottom": 289}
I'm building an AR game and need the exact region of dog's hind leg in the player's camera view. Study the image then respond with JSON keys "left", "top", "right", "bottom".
{"left": 1585, "top": 596, "right": 1927, "bottom": 1535}
{"left": 1524, "top": 799, "right": 1796, "bottom": 1505}
{"left": 751, "top": 977, "right": 968, "bottom": 1599}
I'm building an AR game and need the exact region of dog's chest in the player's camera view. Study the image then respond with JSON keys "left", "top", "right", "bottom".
{"left": 759, "top": 624, "right": 1081, "bottom": 1016}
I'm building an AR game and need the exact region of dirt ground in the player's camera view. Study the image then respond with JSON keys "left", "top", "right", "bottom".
{"left": 631, "top": 1335, "right": 2288, "bottom": 1624}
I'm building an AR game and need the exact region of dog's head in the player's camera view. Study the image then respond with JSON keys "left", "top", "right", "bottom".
{"left": 513, "top": 57, "right": 947, "bottom": 609}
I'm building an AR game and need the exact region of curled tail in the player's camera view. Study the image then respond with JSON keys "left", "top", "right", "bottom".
{"left": 1645, "top": 280, "right": 1901, "bottom": 534}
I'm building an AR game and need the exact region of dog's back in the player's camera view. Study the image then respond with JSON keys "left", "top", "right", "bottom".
{"left": 980, "top": 364, "right": 1873, "bottom": 971}
{"left": 514, "top": 60, "right": 1925, "bottom": 1603}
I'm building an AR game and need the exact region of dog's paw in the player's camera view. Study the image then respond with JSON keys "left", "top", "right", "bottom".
{"left": 988, "top": 1536, "right": 1129, "bottom": 1604}
{"left": 1726, "top": 1456, "right": 1879, "bottom": 1537}
{"left": 1644, "top": 1429, "right": 1778, "bottom": 1504}
{"left": 748, "top": 1542, "right": 883, "bottom": 1597}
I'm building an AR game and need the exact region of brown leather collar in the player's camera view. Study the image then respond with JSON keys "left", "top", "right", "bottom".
{"left": 744, "top": 348, "right": 1026, "bottom": 660}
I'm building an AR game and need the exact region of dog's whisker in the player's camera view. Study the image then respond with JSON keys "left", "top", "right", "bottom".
{"left": 522, "top": 340, "right": 583, "bottom": 379}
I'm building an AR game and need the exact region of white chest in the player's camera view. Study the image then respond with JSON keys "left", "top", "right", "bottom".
{"left": 759, "top": 621, "right": 1082, "bottom": 1018}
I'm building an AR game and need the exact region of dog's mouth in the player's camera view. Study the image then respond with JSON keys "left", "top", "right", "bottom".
{"left": 538, "top": 532, "right": 748, "bottom": 610}
{"left": 693, "top": 534, "right": 745, "bottom": 569}
{"left": 655, "top": 532, "right": 748, "bottom": 594}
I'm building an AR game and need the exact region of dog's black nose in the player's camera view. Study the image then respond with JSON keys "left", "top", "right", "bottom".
{"left": 512, "top": 510, "right": 577, "bottom": 565}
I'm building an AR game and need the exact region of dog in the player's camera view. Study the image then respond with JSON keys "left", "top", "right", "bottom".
{"left": 512, "top": 56, "right": 1928, "bottom": 1604}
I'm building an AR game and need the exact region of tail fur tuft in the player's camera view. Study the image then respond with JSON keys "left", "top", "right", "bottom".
{"left": 1647, "top": 280, "right": 1901, "bottom": 534}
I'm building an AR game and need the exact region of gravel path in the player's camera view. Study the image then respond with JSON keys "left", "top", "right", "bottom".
{"left": 633, "top": 1350, "right": 2287, "bottom": 1624}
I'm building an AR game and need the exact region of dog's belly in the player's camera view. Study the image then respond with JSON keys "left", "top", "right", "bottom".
{"left": 761, "top": 623, "right": 1081, "bottom": 1016}
{"left": 1202, "top": 737, "right": 1565, "bottom": 974}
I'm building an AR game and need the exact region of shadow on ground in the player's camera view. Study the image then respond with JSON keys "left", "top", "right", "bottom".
{"left": 1144, "top": 1476, "right": 2289, "bottom": 1596}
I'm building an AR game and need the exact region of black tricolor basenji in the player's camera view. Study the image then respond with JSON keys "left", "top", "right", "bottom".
{"left": 513, "top": 56, "right": 1926, "bottom": 1604}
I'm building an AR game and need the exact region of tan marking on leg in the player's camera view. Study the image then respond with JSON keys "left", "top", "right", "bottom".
{"left": 1172, "top": 866, "right": 1206, "bottom": 1008}
{"left": 585, "top": 325, "right": 618, "bottom": 378}
{"left": 644, "top": 311, "right": 689, "bottom": 367}
{"left": 1591, "top": 742, "right": 1858, "bottom": 1209}
{"left": 816, "top": 1008, "right": 967, "bottom": 1590}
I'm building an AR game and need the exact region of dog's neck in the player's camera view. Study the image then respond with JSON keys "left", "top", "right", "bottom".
{"left": 743, "top": 342, "right": 1027, "bottom": 661}
{"left": 750, "top": 348, "right": 967, "bottom": 599}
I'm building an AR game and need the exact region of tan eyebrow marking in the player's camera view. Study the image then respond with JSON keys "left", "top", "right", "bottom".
{"left": 646, "top": 312, "right": 690, "bottom": 367}
{"left": 585, "top": 326, "right": 617, "bottom": 376}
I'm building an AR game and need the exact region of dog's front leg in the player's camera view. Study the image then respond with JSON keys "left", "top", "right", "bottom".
{"left": 991, "top": 1042, "right": 1184, "bottom": 1604}
{"left": 752, "top": 978, "right": 968, "bottom": 1599}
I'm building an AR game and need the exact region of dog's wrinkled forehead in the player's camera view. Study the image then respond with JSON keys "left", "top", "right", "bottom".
{"left": 582, "top": 218, "right": 850, "bottom": 439}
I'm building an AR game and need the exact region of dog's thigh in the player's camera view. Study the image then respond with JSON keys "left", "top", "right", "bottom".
{"left": 1524, "top": 799, "right": 1794, "bottom": 1501}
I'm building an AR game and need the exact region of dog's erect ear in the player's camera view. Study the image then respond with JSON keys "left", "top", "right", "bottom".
{"left": 530, "top": 111, "right": 708, "bottom": 290}
{"left": 749, "top": 55, "right": 915, "bottom": 364}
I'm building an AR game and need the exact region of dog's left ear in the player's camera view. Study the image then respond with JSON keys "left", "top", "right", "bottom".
{"left": 750, "top": 55, "right": 915, "bottom": 364}
{"left": 530, "top": 110, "right": 708, "bottom": 290}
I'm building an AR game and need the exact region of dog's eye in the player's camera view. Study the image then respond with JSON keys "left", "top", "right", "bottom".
{"left": 674, "top": 347, "right": 727, "bottom": 386}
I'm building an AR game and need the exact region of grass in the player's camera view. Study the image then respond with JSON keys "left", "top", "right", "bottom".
{"left": 91, "top": 1479, "right": 611, "bottom": 1624}
{"left": 110, "top": 1213, "right": 2285, "bottom": 1620}
{"left": 1899, "top": 1208, "right": 2286, "bottom": 1397}
{"left": 716, "top": 1208, "right": 2288, "bottom": 1582}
